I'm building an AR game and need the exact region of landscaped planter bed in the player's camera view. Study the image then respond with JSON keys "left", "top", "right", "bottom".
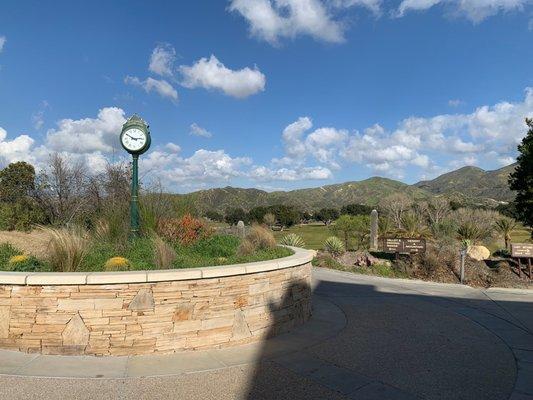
{"left": 0, "top": 247, "right": 313, "bottom": 356}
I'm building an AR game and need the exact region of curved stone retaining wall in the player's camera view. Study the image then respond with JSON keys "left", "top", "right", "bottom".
{"left": 0, "top": 248, "right": 313, "bottom": 356}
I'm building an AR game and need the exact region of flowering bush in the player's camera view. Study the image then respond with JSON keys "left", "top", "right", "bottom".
{"left": 104, "top": 256, "right": 130, "bottom": 271}
{"left": 9, "top": 254, "right": 29, "bottom": 265}
{"left": 157, "top": 214, "right": 213, "bottom": 246}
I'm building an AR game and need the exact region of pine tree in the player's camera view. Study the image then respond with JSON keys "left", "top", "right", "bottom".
{"left": 509, "top": 118, "right": 533, "bottom": 237}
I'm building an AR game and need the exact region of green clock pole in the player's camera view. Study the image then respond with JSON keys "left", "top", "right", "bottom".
{"left": 120, "top": 114, "right": 151, "bottom": 240}
{"left": 130, "top": 154, "right": 140, "bottom": 238}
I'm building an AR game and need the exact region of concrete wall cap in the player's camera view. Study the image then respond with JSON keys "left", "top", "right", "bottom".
{"left": 0, "top": 247, "right": 314, "bottom": 285}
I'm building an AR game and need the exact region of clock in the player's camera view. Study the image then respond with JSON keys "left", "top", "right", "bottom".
{"left": 120, "top": 115, "right": 151, "bottom": 154}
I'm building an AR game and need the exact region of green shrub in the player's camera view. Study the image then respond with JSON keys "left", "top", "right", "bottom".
{"left": 0, "top": 243, "right": 47, "bottom": 272}
{"left": 279, "top": 233, "right": 305, "bottom": 248}
{"left": 324, "top": 236, "right": 345, "bottom": 256}
{"left": 190, "top": 235, "right": 239, "bottom": 258}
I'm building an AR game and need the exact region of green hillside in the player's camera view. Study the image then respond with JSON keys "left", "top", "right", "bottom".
{"left": 182, "top": 177, "right": 431, "bottom": 213}
{"left": 177, "top": 164, "right": 517, "bottom": 213}
{"left": 414, "top": 164, "right": 516, "bottom": 202}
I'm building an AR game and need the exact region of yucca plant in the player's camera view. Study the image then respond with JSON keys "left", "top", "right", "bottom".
{"left": 456, "top": 222, "right": 483, "bottom": 244}
{"left": 324, "top": 236, "right": 345, "bottom": 257}
{"left": 279, "top": 233, "right": 305, "bottom": 248}
{"left": 40, "top": 226, "right": 89, "bottom": 272}
{"left": 494, "top": 217, "right": 517, "bottom": 251}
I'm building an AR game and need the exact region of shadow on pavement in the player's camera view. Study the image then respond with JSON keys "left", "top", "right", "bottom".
{"left": 243, "top": 270, "right": 533, "bottom": 400}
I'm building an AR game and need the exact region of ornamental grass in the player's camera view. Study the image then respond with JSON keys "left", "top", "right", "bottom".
{"left": 40, "top": 226, "right": 89, "bottom": 272}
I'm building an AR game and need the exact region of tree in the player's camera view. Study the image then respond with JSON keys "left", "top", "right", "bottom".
{"left": 379, "top": 193, "right": 412, "bottom": 229}
{"left": 34, "top": 153, "right": 87, "bottom": 225}
{"left": 316, "top": 208, "right": 339, "bottom": 225}
{"left": 509, "top": 118, "right": 533, "bottom": 237}
{"left": 0, "top": 162, "right": 44, "bottom": 230}
{"left": 225, "top": 207, "right": 247, "bottom": 225}
{"left": 426, "top": 198, "right": 451, "bottom": 225}
{"left": 494, "top": 217, "right": 517, "bottom": 251}
{"left": 248, "top": 206, "right": 268, "bottom": 224}
{"left": 205, "top": 210, "right": 224, "bottom": 222}
{"left": 340, "top": 203, "right": 373, "bottom": 217}
{"left": 267, "top": 204, "right": 300, "bottom": 228}
{"left": 0, "top": 161, "right": 35, "bottom": 203}
{"left": 331, "top": 215, "right": 370, "bottom": 250}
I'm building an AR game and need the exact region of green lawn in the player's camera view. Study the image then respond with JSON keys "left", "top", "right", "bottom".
{"left": 273, "top": 223, "right": 331, "bottom": 250}
{"left": 274, "top": 222, "right": 532, "bottom": 252}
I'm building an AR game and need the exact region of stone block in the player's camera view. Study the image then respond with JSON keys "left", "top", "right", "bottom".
{"left": 173, "top": 304, "right": 193, "bottom": 321}
{"left": 62, "top": 314, "right": 89, "bottom": 346}
{"left": 58, "top": 299, "right": 94, "bottom": 311}
{"left": 0, "top": 306, "right": 10, "bottom": 339}
{"left": 94, "top": 298, "right": 123, "bottom": 310}
{"left": 232, "top": 309, "right": 252, "bottom": 340}
{"left": 128, "top": 288, "right": 155, "bottom": 311}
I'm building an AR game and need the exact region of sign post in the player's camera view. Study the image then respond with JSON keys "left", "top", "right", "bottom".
{"left": 120, "top": 115, "right": 151, "bottom": 238}
{"left": 511, "top": 243, "right": 533, "bottom": 279}
{"left": 459, "top": 249, "right": 466, "bottom": 284}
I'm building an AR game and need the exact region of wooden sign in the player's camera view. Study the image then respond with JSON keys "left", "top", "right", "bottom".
{"left": 511, "top": 243, "right": 533, "bottom": 258}
{"left": 382, "top": 238, "right": 403, "bottom": 253}
{"left": 380, "top": 238, "right": 426, "bottom": 254}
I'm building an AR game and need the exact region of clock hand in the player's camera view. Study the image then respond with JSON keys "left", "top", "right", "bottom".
{"left": 126, "top": 134, "right": 139, "bottom": 141}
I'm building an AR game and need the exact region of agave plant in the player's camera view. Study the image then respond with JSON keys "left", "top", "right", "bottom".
{"left": 279, "top": 233, "right": 305, "bottom": 248}
{"left": 324, "top": 236, "right": 345, "bottom": 257}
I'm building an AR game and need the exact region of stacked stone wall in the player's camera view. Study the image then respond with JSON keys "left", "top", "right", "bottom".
{"left": 0, "top": 262, "right": 312, "bottom": 356}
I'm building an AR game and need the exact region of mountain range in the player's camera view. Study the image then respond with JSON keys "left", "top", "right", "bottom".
{"left": 181, "top": 164, "right": 516, "bottom": 213}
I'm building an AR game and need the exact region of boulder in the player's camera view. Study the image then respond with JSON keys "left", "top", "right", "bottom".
{"left": 338, "top": 251, "right": 380, "bottom": 268}
{"left": 467, "top": 245, "right": 491, "bottom": 261}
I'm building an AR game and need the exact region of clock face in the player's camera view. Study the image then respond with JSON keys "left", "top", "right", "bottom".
{"left": 121, "top": 128, "right": 147, "bottom": 152}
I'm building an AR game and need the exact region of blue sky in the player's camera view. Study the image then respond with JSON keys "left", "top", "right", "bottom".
{"left": 0, "top": 0, "right": 532, "bottom": 192}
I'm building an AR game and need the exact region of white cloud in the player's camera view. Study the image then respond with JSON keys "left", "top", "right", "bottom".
{"left": 179, "top": 55, "right": 265, "bottom": 98}
{"left": 249, "top": 165, "right": 332, "bottom": 181}
{"left": 229, "top": 0, "right": 346, "bottom": 44}
{"left": 277, "top": 117, "right": 348, "bottom": 168}
{"left": 149, "top": 44, "right": 176, "bottom": 77}
{"left": 448, "top": 99, "right": 464, "bottom": 107}
{"left": 32, "top": 112, "right": 45, "bottom": 130}
{"left": 45, "top": 107, "right": 126, "bottom": 154}
{"left": 31, "top": 100, "right": 50, "bottom": 130}
{"left": 497, "top": 156, "right": 516, "bottom": 166}
{"left": 125, "top": 76, "right": 178, "bottom": 101}
{"left": 189, "top": 123, "right": 213, "bottom": 138}
{"left": 396, "top": 0, "right": 530, "bottom": 23}
{"left": 0, "top": 36, "right": 5, "bottom": 53}
{"left": 330, "top": 0, "right": 382, "bottom": 14}
{"left": 0, "top": 127, "right": 35, "bottom": 165}
{"left": 143, "top": 149, "right": 252, "bottom": 184}
{"left": 275, "top": 88, "right": 533, "bottom": 178}
{"left": 165, "top": 142, "right": 181, "bottom": 153}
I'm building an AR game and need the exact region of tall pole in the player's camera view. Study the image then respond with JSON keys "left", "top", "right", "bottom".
{"left": 130, "top": 154, "right": 140, "bottom": 238}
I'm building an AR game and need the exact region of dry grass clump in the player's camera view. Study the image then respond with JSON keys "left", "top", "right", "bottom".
{"left": 238, "top": 224, "right": 276, "bottom": 256}
{"left": 40, "top": 226, "right": 89, "bottom": 272}
{"left": 152, "top": 235, "right": 176, "bottom": 269}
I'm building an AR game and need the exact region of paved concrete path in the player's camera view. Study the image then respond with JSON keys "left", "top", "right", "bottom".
{"left": 1, "top": 267, "right": 532, "bottom": 400}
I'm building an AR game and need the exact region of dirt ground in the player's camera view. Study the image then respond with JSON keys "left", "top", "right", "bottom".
{"left": 0, "top": 230, "right": 51, "bottom": 258}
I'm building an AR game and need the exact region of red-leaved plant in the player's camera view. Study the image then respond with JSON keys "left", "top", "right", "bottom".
{"left": 157, "top": 214, "right": 213, "bottom": 246}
